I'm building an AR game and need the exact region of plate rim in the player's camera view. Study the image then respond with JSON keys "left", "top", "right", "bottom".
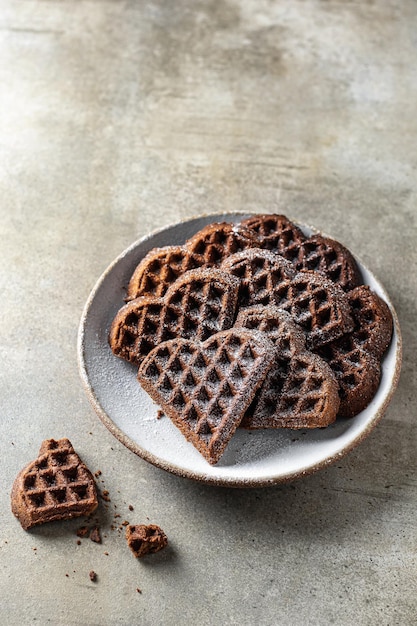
{"left": 77, "top": 212, "right": 403, "bottom": 487}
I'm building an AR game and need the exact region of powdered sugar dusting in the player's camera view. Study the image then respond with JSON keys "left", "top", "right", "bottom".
{"left": 78, "top": 213, "right": 402, "bottom": 486}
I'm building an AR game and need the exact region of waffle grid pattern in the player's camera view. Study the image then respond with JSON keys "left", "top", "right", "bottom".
{"left": 223, "top": 249, "right": 353, "bottom": 348}
{"left": 22, "top": 447, "right": 96, "bottom": 513}
{"left": 110, "top": 269, "right": 239, "bottom": 364}
{"left": 12, "top": 439, "right": 98, "bottom": 529}
{"left": 240, "top": 214, "right": 306, "bottom": 258}
{"left": 138, "top": 330, "right": 275, "bottom": 463}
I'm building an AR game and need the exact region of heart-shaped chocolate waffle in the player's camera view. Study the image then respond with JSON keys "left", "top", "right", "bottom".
{"left": 293, "top": 235, "right": 363, "bottom": 292}
{"left": 241, "top": 214, "right": 362, "bottom": 291}
{"left": 235, "top": 305, "right": 340, "bottom": 429}
{"left": 137, "top": 329, "right": 277, "bottom": 464}
{"left": 347, "top": 285, "right": 393, "bottom": 358}
{"left": 11, "top": 439, "right": 98, "bottom": 530}
{"left": 126, "top": 245, "right": 200, "bottom": 300}
{"left": 222, "top": 248, "right": 354, "bottom": 348}
{"left": 242, "top": 350, "right": 340, "bottom": 429}
{"left": 319, "top": 336, "right": 381, "bottom": 418}
{"left": 126, "top": 222, "right": 256, "bottom": 301}
{"left": 185, "top": 221, "right": 256, "bottom": 267}
{"left": 317, "top": 285, "right": 393, "bottom": 418}
{"left": 240, "top": 213, "right": 306, "bottom": 258}
{"left": 235, "top": 305, "right": 306, "bottom": 359}
{"left": 110, "top": 268, "right": 240, "bottom": 365}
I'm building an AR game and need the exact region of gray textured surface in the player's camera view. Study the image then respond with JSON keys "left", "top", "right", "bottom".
{"left": 1, "top": 1, "right": 416, "bottom": 624}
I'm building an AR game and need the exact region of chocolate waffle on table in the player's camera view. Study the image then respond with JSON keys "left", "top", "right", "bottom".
{"left": 11, "top": 439, "right": 98, "bottom": 530}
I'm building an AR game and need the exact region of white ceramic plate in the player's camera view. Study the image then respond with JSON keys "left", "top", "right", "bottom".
{"left": 77, "top": 213, "right": 402, "bottom": 487}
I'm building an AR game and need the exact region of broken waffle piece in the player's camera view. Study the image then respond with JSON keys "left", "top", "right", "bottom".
{"left": 137, "top": 329, "right": 277, "bottom": 464}
{"left": 11, "top": 439, "right": 98, "bottom": 531}
{"left": 126, "top": 524, "right": 168, "bottom": 558}
{"left": 110, "top": 268, "right": 240, "bottom": 365}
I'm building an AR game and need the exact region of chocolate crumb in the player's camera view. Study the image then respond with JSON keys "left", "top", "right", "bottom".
{"left": 128, "top": 505, "right": 134, "bottom": 511}
{"left": 126, "top": 524, "right": 168, "bottom": 558}
{"left": 89, "top": 570, "right": 97, "bottom": 582}
{"left": 101, "top": 490, "right": 111, "bottom": 502}
{"left": 94, "top": 470, "right": 102, "bottom": 478}
{"left": 76, "top": 540, "right": 81, "bottom": 546}
{"left": 136, "top": 588, "right": 142, "bottom": 594}
{"left": 90, "top": 527, "right": 102, "bottom": 544}
{"left": 76, "top": 526, "right": 89, "bottom": 538}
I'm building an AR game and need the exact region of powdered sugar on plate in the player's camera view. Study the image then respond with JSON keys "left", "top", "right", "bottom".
{"left": 77, "top": 213, "right": 402, "bottom": 486}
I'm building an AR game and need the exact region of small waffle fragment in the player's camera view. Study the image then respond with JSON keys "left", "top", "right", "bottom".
{"left": 11, "top": 439, "right": 98, "bottom": 530}
{"left": 242, "top": 350, "right": 340, "bottom": 429}
{"left": 185, "top": 222, "right": 256, "bottom": 267}
{"left": 109, "top": 268, "right": 240, "bottom": 365}
{"left": 222, "top": 249, "right": 354, "bottom": 348}
{"left": 126, "top": 245, "right": 199, "bottom": 300}
{"left": 126, "top": 524, "right": 168, "bottom": 558}
{"left": 347, "top": 285, "right": 393, "bottom": 358}
{"left": 137, "top": 329, "right": 277, "bottom": 464}
{"left": 319, "top": 336, "right": 381, "bottom": 418}
{"left": 240, "top": 213, "right": 306, "bottom": 258}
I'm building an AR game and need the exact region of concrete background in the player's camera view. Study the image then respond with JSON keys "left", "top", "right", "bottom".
{"left": 1, "top": 1, "right": 416, "bottom": 624}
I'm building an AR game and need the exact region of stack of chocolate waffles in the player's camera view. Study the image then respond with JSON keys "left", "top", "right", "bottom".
{"left": 109, "top": 215, "right": 393, "bottom": 464}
